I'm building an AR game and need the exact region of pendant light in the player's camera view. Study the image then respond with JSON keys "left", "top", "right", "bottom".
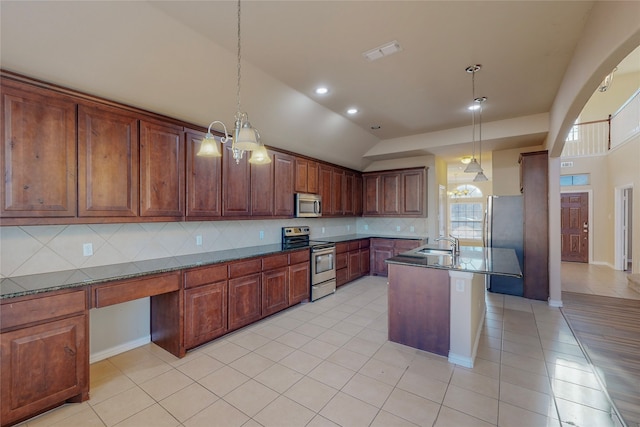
{"left": 464, "top": 65, "right": 483, "bottom": 174}
{"left": 473, "top": 96, "right": 489, "bottom": 182}
{"left": 197, "top": 0, "right": 269, "bottom": 164}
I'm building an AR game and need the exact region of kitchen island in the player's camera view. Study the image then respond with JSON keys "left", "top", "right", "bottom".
{"left": 385, "top": 245, "right": 522, "bottom": 368}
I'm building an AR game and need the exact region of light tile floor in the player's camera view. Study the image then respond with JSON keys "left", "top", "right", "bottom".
{"left": 20, "top": 276, "right": 625, "bottom": 427}
{"left": 561, "top": 262, "right": 639, "bottom": 299}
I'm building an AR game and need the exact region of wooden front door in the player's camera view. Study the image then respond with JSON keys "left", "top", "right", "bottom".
{"left": 561, "top": 192, "right": 589, "bottom": 262}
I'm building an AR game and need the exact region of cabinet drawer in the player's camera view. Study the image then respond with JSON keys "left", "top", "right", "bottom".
{"left": 289, "top": 249, "right": 309, "bottom": 265}
{"left": 371, "top": 238, "right": 394, "bottom": 248}
{"left": 184, "top": 264, "right": 228, "bottom": 289}
{"left": 394, "top": 239, "right": 421, "bottom": 251}
{"left": 1, "top": 290, "right": 87, "bottom": 331}
{"left": 359, "top": 239, "right": 370, "bottom": 249}
{"left": 348, "top": 241, "right": 360, "bottom": 251}
{"left": 92, "top": 273, "right": 180, "bottom": 308}
{"left": 229, "top": 258, "right": 262, "bottom": 278}
{"left": 262, "top": 254, "right": 288, "bottom": 271}
{"left": 336, "top": 242, "right": 349, "bottom": 254}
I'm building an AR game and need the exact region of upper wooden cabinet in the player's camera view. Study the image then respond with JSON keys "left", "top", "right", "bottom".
{"left": 363, "top": 168, "right": 426, "bottom": 217}
{"left": 318, "top": 164, "right": 333, "bottom": 215}
{"left": 250, "top": 150, "right": 294, "bottom": 217}
{"left": 331, "top": 167, "right": 344, "bottom": 215}
{"left": 1, "top": 78, "right": 77, "bottom": 218}
{"left": 139, "top": 119, "right": 185, "bottom": 217}
{"left": 250, "top": 150, "right": 275, "bottom": 216}
{"left": 186, "top": 128, "right": 222, "bottom": 218}
{"left": 223, "top": 145, "right": 251, "bottom": 216}
{"left": 77, "top": 102, "right": 139, "bottom": 217}
{"left": 273, "top": 152, "right": 294, "bottom": 216}
{"left": 294, "top": 157, "right": 319, "bottom": 194}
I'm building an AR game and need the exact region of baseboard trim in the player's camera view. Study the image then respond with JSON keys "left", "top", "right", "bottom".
{"left": 90, "top": 336, "right": 151, "bottom": 364}
{"left": 548, "top": 298, "right": 563, "bottom": 308}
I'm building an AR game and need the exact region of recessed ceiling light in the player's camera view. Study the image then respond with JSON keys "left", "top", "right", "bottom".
{"left": 347, "top": 108, "right": 358, "bottom": 115}
{"left": 315, "top": 87, "right": 329, "bottom": 95}
{"left": 371, "top": 125, "right": 381, "bottom": 130}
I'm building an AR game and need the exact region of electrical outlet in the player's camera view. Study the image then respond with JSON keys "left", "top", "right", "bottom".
{"left": 364, "top": 224, "right": 369, "bottom": 230}
{"left": 259, "top": 230, "right": 264, "bottom": 240}
{"left": 321, "top": 227, "right": 325, "bottom": 234}
{"left": 196, "top": 235, "right": 202, "bottom": 246}
{"left": 347, "top": 225, "right": 350, "bottom": 231}
{"left": 83, "top": 243, "right": 93, "bottom": 257}
{"left": 456, "top": 280, "right": 465, "bottom": 292}
{"left": 396, "top": 225, "right": 401, "bottom": 231}
{"left": 410, "top": 226, "right": 415, "bottom": 232}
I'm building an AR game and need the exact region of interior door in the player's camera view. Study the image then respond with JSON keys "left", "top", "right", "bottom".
{"left": 561, "top": 192, "right": 589, "bottom": 262}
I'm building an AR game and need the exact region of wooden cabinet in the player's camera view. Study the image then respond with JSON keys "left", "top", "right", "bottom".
{"left": 0, "top": 290, "right": 88, "bottom": 426}
{"left": 343, "top": 171, "right": 355, "bottom": 216}
{"left": 262, "top": 254, "right": 289, "bottom": 316}
{"left": 186, "top": 128, "right": 222, "bottom": 218}
{"left": 294, "top": 157, "right": 319, "bottom": 194}
{"left": 223, "top": 145, "right": 251, "bottom": 216}
{"left": 250, "top": 150, "right": 274, "bottom": 216}
{"left": 273, "top": 152, "right": 294, "bottom": 216}
{"left": 520, "top": 151, "right": 549, "bottom": 301}
{"left": 332, "top": 168, "right": 344, "bottom": 215}
{"left": 77, "top": 103, "right": 139, "bottom": 217}
{"left": 370, "top": 238, "right": 422, "bottom": 277}
{"left": 228, "top": 259, "right": 262, "bottom": 331}
{"left": 363, "top": 168, "right": 426, "bottom": 217}
{"left": 335, "top": 239, "right": 371, "bottom": 286}
{"left": 360, "top": 247, "right": 370, "bottom": 275}
{"left": 354, "top": 174, "right": 363, "bottom": 216}
{"left": 1, "top": 78, "right": 77, "bottom": 218}
{"left": 183, "top": 264, "right": 228, "bottom": 350}
{"left": 139, "top": 120, "right": 184, "bottom": 217}
{"left": 319, "top": 164, "right": 333, "bottom": 215}
{"left": 288, "top": 249, "right": 310, "bottom": 305}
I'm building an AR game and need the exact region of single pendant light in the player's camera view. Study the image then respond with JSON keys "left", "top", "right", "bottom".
{"left": 464, "top": 65, "right": 483, "bottom": 174}
{"left": 473, "top": 96, "right": 489, "bottom": 182}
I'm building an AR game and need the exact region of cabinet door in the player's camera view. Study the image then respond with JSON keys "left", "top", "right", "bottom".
{"left": 77, "top": 103, "right": 138, "bottom": 217}
{"left": 332, "top": 168, "right": 344, "bottom": 215}
{"left": 343, "top": 172, "right": 355, "bottom": 216}
{"left": 354, "top": 174, "right": 363, "bottom": 216}
{"left": 360, "top": 248, "right": 370, "bottom": 275}
{"left": 140, "top": 120, "right": 184, "bottom": 217}
{"left": 319, "top": 164, "right": 333, "bottom": 216}
{"left": 401, "top": 169, "right": 424, "bottom": 216}
{"left": 1, "top": 79, "right": 77, "bottom": 218}
{"left": 184, "top": 281, "right": 227, "bottom": 349}
{"left": 294, "top": 157, "right": 308, "bottom": 193}
{"left": 186, "top": 129, "right": 222, "bottom": 217}
{"left": 262, "top": 267, "right": 288, "bottom": 316}
{"left": 348, "top": 250, "right": 361, "bottom": 281}
{"left": 363, "top": 174, "right": 381, "bottom": 215}
{"left": 1, "top": 315, "right": 87, "bottom": 425}
{"left": 381, "top": 173, "right": 401, "bottom": 215}
{"left": 289, "top": 262, "right": 310, "bottom": 306}
{"left": 273, "top": 152, "right": 294, "bottom": 216}
{"left": 250, "top": 150, "right": 274, "bottom": 216}
{"left": 223, "top": 145, "right": 251, "bottom": 216}
{"left": 370, "top": 239, "right": 395, "bottom": 277}
{"left": 307, "top": 161, "right": 319, "bottom": 194}
{"left": 228, "top": 273, "right": 261, "bottom": 330}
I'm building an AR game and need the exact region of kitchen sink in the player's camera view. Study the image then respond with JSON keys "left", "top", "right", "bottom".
{"left": 412, "top": 248, "right": 453, "bottom": 256}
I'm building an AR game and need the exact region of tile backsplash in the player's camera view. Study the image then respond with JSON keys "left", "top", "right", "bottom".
{"left": 0, "top": 217, "right": 429, "bottom": 278}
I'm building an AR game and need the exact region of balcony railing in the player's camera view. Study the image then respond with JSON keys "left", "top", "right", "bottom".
{"left": 562, "top": 89, "right": 639, "bottom": 158}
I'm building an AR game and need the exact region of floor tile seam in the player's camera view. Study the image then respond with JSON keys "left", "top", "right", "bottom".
{"left": 93, "top": 383, "right": 160, "bottom": 427}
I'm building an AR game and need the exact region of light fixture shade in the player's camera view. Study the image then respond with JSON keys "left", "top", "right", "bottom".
{"left": 248, "top": 144, "right": 271, "bottom": 164}
{"left": 464, "top": 158, "right": 483, "bottom": 173}
{"left": 473, "top": 171, "right": 488, "bottom": 182}
{"left": 234, "top": 126, "right": 260, "bottom": 151}
{"left": 196, "top": 134, "right": 222, "bottom": 157}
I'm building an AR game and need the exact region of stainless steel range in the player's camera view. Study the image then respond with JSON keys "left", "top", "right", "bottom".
{"left": 282, "top": 226, "right": 336, "bottom": 301}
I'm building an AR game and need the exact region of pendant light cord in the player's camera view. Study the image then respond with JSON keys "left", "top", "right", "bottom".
{"left": 236, "top": 0, "right": 242, "bottom": 116}
{"left": 471, "top": 69, "right": 476, "bottom": 159}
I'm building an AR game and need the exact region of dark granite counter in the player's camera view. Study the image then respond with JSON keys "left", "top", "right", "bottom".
{"left": 386, "top": 245, "right": 522, "bottom": 277}
{"left": 0, "top": 244, "right": 306, "bottom": 299}
{"left": 319, "top": 234, "right": 427, "bottom": 243}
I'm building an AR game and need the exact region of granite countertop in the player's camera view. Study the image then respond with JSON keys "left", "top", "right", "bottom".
{"left": 1, "top": 234, "right": 430, "bottom": 300}
{"left": 320, "top": 234, "right": 427, "bottom": 243}
{"left": 0, "top": 243, "right": 304, "bottom": 300}
{"left": 386, "top": 245, "right": 523, "bottom": 277}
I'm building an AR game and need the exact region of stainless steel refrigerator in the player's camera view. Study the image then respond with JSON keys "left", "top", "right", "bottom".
{"left": 484, "top": 195, "right": 524, "bottom": 296}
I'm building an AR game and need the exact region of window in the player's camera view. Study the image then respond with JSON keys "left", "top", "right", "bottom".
{"left": 565, "top": 124, "right": 579, "bottom": 142}
{"left": 560, "top": 174, "right": 590, "bottom": 186}
{"left": 448, "top": 185, "right": 483, "bottom": 240}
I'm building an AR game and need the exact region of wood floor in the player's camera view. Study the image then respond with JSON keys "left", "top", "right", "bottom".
{"left": 561, "top": 291, "right": 640, "bottom": 427}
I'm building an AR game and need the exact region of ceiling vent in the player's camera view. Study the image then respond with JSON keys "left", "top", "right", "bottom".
{"left": 362, "top": 40, "right": 402, "bottom": 61}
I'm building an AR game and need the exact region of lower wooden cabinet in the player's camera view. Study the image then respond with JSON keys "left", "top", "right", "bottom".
{"left": 262, "top": 267, "right": 289, "bottom": 316}
{"left": 370, "top": 238, "right": 422, "bottom": 277}
{"left": 228, "top": 273, "right": 262, "bottom": 331}
{"left": 184, "top": 281, "right": 227, "bottom": 349}
{"left": 289, "top": 261, "right": 310, "bottom": 305}
{"left": 336, "top": 239, "right": 371, "bottom": 286}
{"left": 0, "top": 290, "right": 88, "bottom": 426}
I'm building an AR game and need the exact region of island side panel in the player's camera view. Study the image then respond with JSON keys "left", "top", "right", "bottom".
{"left": 388, "top": 264, "right": 450, "bottom": 356}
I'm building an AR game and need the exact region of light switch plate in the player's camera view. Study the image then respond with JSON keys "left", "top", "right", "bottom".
{"left": 196, "top": 235, "right": 203, "bottom": 246}
{"left": 83, "top": 243, "right": 93, "bottom": 257}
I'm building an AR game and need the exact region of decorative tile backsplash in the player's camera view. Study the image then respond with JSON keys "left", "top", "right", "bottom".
{"left": 0, "top": 217, "right": 429, "bottom": 278}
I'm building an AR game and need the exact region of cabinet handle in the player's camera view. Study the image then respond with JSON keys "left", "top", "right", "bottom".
{"left": 64, "top": 345, "right": 76, "bottom": 356}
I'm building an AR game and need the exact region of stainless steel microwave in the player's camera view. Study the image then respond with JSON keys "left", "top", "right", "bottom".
{"left": 295, "top": 193, "right": 322, "bottom": 217}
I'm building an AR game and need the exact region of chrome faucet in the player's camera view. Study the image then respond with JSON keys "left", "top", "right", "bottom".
{"left": 434, "top": 235, "right": 460, "bottom": 255}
